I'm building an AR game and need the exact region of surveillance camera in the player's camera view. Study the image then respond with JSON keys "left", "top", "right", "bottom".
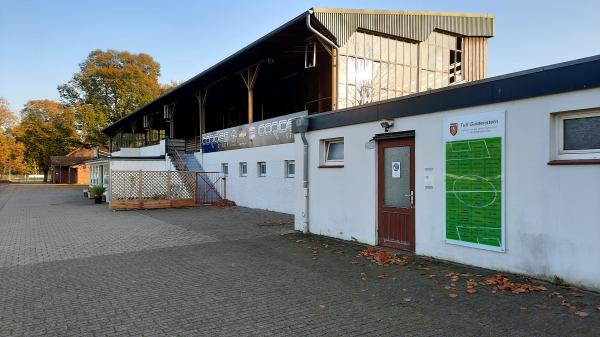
{"left": 379, "top": 119, "right": 394, "bottom": 132}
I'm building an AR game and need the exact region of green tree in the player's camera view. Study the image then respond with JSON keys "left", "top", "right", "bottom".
{"left": 58, "top": 49, "right": 163, "bottom": 144}
{"left": 14, "top": 100, "right": 80, "bottom": 181}
{"left": 0, "top": 98, "right": 28, "bottom": 175}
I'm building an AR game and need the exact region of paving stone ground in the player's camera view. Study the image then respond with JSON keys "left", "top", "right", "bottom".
{"left": 0, "top": 183, "right": 598, "bottom": 336}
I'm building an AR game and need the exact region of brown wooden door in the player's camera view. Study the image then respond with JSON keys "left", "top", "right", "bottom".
{"left": 378, "top": 138, "right": 415, "bottom": 252}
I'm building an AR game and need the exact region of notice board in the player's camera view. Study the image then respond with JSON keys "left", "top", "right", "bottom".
{"left": 443, "top": 111, "right": 505, "bottom": 252}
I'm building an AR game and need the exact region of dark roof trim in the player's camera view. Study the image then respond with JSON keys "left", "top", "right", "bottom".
{"left": 102, "top": 11, "right": 310, "bottom": 135}
{"left": 308, "top": 55, "right": 600, "bottom": 131}
{"left": 373, "top": 130, "right": 415, "bottom": 141}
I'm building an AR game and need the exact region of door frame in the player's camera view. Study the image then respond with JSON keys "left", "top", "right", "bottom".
{"left": 376, "top": 135, "right": 416, "bottom": 252}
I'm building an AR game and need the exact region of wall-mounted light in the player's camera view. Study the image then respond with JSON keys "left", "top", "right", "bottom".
{"left": 379, "top": 119, "right": 394, "bottom": 132}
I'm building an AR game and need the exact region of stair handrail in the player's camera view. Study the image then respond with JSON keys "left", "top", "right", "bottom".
{"left": 171, "top": 150, "right": 187, "bottom": 171}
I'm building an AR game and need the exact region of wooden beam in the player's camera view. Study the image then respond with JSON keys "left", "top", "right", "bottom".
{"left": 240, "top": 63, "right": 261, "bottom": 123}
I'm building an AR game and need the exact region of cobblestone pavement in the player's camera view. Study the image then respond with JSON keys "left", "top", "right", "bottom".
{"left": 0, "top": 184, "right": 598, "bottom": 336}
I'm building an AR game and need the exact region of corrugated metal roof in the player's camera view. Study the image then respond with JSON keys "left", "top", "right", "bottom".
{"left": 311, "top": 8, "right": 495, "bottom": 46}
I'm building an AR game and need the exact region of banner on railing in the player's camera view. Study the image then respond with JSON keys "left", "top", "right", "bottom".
{"left": 201, "top": 111, "right": 307, "bottom": 153}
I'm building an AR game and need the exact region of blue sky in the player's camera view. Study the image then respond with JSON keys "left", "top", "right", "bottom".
{"left": 1, "top": 0, "right": 599, "bottom": 112}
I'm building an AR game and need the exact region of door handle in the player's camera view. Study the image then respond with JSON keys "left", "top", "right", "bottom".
{"left": 403, "top": 191, "right": 414, "bottom": 207}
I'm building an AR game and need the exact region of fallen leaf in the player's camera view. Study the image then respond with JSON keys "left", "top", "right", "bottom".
{"left": 449, "top": 293, "right": 458, "bottom": 299}
{"left": 403, "top": 297, "right": 412, "bottom": 302}
{"left": 377, "top": 274, "right": 387, "bottom": 279}
{"left": 466, "top": 289, "right": 477, "bottom": 294}
{"left": 319, "top": 304, "right": 326, "bottom": 309}
{"left": 575, "top": 311, "right": 589, "bottom": 318}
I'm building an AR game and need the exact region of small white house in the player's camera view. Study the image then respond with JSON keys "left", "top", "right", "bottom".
{"left": 290, "top": 55, "right": 600, "bottom": 290}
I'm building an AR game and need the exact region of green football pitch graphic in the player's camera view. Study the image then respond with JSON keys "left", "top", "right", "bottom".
{"left": 445, "top": 137, "right": 502, "bottom": 247}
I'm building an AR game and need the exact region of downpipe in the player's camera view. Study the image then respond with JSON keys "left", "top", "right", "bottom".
{"left": 306, "top": 11, "right": 338, "bottom": 49}
{"left": 301, "top": 132, "right": 309, "bottom": 234}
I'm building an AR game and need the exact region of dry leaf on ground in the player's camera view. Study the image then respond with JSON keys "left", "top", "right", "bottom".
{"left": 212, "top": 199, "right": 236, "bottom": 207}
{"left": 575, "top": 311, "right": 589, "bottom": 317}
{"left": 483, "top": 275, "right": 547, "bottom": 294}
{"left": 403, "top": 297, "right": 412, "bottom": 302}
{"left": 319, "top": 304, "right": 326, "bottom": 309}
{"left": 449, "top": 293, "right": 458, "bottom": 299}
{"left": 358, "top": 246, "right": 409, "bottom": 266}
{"left": 466, "top": 289, "right": 477, "bottom": 294}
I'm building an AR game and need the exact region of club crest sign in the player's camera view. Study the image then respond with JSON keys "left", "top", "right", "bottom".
{"left": 449, "top": 123, "right": 458, "bottom": 136}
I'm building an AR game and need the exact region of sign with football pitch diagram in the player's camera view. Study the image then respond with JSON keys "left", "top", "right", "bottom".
{"left": 443, "top": 111, "right": 505, "bottom": 252}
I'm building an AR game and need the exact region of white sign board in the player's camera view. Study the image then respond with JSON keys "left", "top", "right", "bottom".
{"left": 391, "top": 162, "right": 401, "bottom": 178}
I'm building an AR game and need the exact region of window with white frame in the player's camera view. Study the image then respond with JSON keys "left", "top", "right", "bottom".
{"left": 239, "top": 162, "right": 247, "bottom": 177}
{"left": 554, "top": 110, "right": 600, "bottom": 160}
{"left": 257, "top": 162, "right": 267, "bottom": 177}
{"left": 285, "top": 160, "right": 295, "bottom": 178}
{"left": 320, "top": 138, "right": 344, "bottom": 166}
{"left": 221, "top": 163, "right": 228, "bottom": 176}
{"left": 90, "top": 165, "right": 99, "bottom": 186}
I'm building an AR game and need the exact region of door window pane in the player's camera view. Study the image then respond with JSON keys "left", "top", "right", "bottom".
{"left": 384, "top": 146, "right": 411, "bottom": 208}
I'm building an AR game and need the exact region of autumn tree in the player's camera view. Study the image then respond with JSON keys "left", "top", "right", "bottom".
{"left": 58, "top": 49, "right": 163, "bottom": 144}
{"left": 0, "top": 97, "right": 16, "bottom": 131}
{"left": 0, "top": 98, "right": 27, "bottom": 175}
{"left": 13, "top": 100, "right": 80, "bottom": 181}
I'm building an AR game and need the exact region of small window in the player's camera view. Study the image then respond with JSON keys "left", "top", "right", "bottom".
{"left": 285, "top": 160, "right": 296, "bottom": 178}
{"left": 321, "top": 138, "right": 344, "bottom": 166}
{"left": 239, "top": 162, "right": 247, "bottom": 177}
{"left": 221, "top": 163, "right": 228, "bottom": 176}
{"left": 257, "top": 162, "right": 267, "bottom": 177}
{"left": 554, "top": 110, "right": 600, "bottom": 160}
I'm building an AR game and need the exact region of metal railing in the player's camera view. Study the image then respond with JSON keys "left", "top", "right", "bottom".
{"left": 166, "top": 138, "right": 188, "bottom": 171}
{"left": 185, "top": 136, "right": 202, "bottom": 153}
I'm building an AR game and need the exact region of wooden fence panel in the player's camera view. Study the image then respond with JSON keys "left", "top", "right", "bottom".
{"left": 110, "top": 170, "right": 195, "bottom": 210}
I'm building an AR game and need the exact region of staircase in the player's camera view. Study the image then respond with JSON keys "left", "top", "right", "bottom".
{"left": 182, "top": 153, "right": 202, "bottom": 172}
{"left": 166, "top": 149, "right": 223, "bottom": 203}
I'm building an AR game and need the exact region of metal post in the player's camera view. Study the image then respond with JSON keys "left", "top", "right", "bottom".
{"left": 195, "top": 172, "right": 198, "bottom": 204}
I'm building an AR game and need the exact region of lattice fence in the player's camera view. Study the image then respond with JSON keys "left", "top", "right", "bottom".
{"left": 110, "top": 170, "right": 196, "bottom": 209}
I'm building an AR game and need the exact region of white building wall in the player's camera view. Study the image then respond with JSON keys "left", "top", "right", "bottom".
{"left": 299, "top": 87, "right": 600, "bottom": 289}
{"left": 198, "top": 143, "right": 297, "bottom": 214}
{"left": 109, "top": 159, "right": 171, "bottom": 171}
{"left": 112, "top": 140, "right": 166, "bottom": 157}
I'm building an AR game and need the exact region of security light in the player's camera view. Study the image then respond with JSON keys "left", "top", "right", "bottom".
{"left": 380, "top": 119, "right": 394, "bottom": 132}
